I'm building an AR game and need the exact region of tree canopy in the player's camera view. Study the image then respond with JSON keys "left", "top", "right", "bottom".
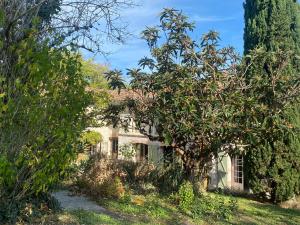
{"left": 103, "top": 9, "right": 300, "bottom": 185}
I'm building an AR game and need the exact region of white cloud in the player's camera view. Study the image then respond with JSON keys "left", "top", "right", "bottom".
{"left": 192, "top": 15, "right": 237, "bottom": 23}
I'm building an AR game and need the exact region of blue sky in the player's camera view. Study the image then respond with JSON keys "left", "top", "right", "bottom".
{"left": 84, "top": 0, "right": 246, "bottom": 72}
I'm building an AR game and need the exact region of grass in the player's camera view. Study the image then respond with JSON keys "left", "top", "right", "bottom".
{"left": 27, "top": 193, "right": 300, "bottom": 225}
{"left": 99, "top": 193, "right": 192, "bottom": 225}
{"left": 25, "top": 210, "right": 125, "bottom": 225}
{"left": 97, "top": 193, "right": 300, "bottom": 225}
{"left": 232, "top": 197, "right": 300, "bottom": 225}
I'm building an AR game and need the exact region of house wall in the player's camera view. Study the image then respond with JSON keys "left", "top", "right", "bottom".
{"left": 89, "top": 124, "right": 164, "bottom": 163}
{"left": 88, "top": 126, "right": 114, "bottom": 157}
{"left": 208, "top": 153, "right": 232, "bottom": 190}
{"left": 89, "top": 114, "right": 238, "bottom": 191}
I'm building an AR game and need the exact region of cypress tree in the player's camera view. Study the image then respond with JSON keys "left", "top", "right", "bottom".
{"left": 243, "top": 0, "right": 300, "bottom": 202}
{"left": 244, "top": 0, "right": 300, "bottom": 55}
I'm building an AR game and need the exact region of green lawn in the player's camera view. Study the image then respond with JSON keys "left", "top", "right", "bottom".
{"left": 233, "top": 197, "right": 300, "bottom": 225}
{"left": 29, "top": 193, "right": 300, "bottom": 225}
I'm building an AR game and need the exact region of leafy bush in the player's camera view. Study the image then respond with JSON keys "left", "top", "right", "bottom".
{"left": 78, "top": 131, "right": 102, "bottom": 153}
{"left": 0, "top": 35, "right": 89, "bottom": 223}
{"left": 100, "top": 177, "right": 125, "bottom": 199}
{"left": 74, "top": 155, "right": 155, "bottom": 198}
{"left": 119, "top": 144, "right": 137, "bottom": 160}
{"left": 150, "top": 161, "right": 185, "bottom": 193}
{"left": 0, "top": 193, "right": 61, "bottom": 223}
{"left": 191, "top": 194, "right": 238, "bottom": 221}
{"left": 178, "top": 181, "right": 195, "bottom": 211}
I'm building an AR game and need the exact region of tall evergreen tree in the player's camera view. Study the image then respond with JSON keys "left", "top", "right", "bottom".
{"left": 244, "top": 0, "right": 300, "bottom": 54}
{"left": 243, "top": 0, "right": 300, "bottom": 202}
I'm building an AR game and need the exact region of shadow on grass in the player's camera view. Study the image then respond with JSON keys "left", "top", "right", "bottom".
{"left": 69, "top": 210, "right": 132, "bottom": 225}
{"left": 231, "top": 200, "right": 300, "bottom": 225}
{"left": 99, "top": 195, "right": 188, "bottom": 225}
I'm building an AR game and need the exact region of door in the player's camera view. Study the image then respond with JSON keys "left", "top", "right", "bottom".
{"left": 231, "top": 155, "right": 244, "bottom": 190}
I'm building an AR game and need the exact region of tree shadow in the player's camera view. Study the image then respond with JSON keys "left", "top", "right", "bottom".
{"left": 231, "top": 200, "right": 300, "bottom": 225}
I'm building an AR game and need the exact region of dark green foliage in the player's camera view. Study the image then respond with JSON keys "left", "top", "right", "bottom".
{"left": 150, "top": 162, "right": 185, "bottom": 193}
{"left": 0, "top": 32, "right": 90, "bottom": 223}
{"left": 105, "top": 70, "right": 126, "bottom": 93}
{"left": 242, "top": 49, "right": 300, "bottom": 202}
{"left": 0, "top": 192, "right": 61, "bottom": 223}
{"left": 244, "top": 0, "right": 300, "bottom": 202}
{"left": 244, "top": 0, "right": 300, "bottom": 57}
{"left": 191, "top": 194, "right": 237, "bottom": 221}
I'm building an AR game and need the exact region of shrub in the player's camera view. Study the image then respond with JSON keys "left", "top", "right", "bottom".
{"left": 0, "top": 32, "right": 89, "bottom": 223}
{"left": 73, "top": 157, "right": 126, "bottom": 198}
{"left": 119, "top": 144, "right": 137, "bottom": 160}
{"left": 0, "top": 193, "right": 61, "bottom": 223}
{"left": 73, "top": 155, "right": 155, "bottom": 198}
{"left": 150, "top": 161, "right": 185, "bottom": 193}
{"left": 191, "top": 194, "right": 237, "bottom": 221}
{"left": 100, "top": 177, "right": 125, "bottom": 199}
{"left": 178, "top": 181, "right": 194, "bottom": 211}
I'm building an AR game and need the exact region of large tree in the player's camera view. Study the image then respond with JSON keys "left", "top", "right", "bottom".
{"left": 244, "top": 0, "right": 300, "bottom": 202}
{"left": 103, "top": 9, "right": 300, "bottom": 191}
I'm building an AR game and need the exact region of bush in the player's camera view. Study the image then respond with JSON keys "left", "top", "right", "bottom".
{"left": 0, "top": 32, "right": 89, "bottom": 223}
{"left": 74, "top": 157, "right": 125, "bottom": 198}
{"left": 150, "top": 161, "right": 185, "bottom": 193}
{"left": 178, "top": 181, "right": 195, "bottom": 211}
{"left": 191, "top": 194, "right": 237, "bottom": 221}
{"left": 79, "top": 131, "right": 102, "bottom": 153}
{"left": 100, "top": 177, "right": 125, "bottom": 199}
{"left": 0, "top": 193, "right": 61, "bottom": 223}
{"left": 73, "top": 155, "right": 155, "bottom": 198}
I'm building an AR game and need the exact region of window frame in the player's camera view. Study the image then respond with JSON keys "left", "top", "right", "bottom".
{"left": 233, "top": 155, "right": 243, "bottom": 184}
{"left": 111, "top": 138, "right": 118, "bottom": 159}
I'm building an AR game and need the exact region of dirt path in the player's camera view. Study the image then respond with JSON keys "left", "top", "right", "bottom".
{"left": 52, "top": 190, "right": 122, "bottom": 219}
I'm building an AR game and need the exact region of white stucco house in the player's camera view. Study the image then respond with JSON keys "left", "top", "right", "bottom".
{"left": 89, "top": 117, "right": 164, "bottom": 164}
{"left": 88, "top": 90, "right": 245, "bottom": 192}
{"left": 89, "top": 123, "right": 245, "bottom": 192}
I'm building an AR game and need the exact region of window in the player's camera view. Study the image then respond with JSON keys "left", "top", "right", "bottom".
{"left": 140, "top": 144, "right": 148, "bottom": 161}
{"left": 111, "top": 138, "right": 118, "bottom": 159}
{"left": 233, "top": 156, "right": 243, "bottom": 184}
{"left": 89, "top": 145, "right": 95, "bottom": 155}
{"left": 90, "top": 143, "right": 101, "bottom": 156}
{"left": 135, "top": 143, "right": 148, "bottom": 161}
{"left": 99, "top": 142, "right": 102, "bottom": 153}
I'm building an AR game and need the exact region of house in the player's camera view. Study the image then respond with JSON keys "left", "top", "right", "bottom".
{"left": 88, "top": 118, "right": 164, "bottom": 164}
{"left": 88, "top": 90, "right": 245, "bottom": 192}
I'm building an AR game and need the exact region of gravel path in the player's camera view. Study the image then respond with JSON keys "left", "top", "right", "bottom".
{"left": 52, "top": 190, "right": 122, "bottom": 219}
{"left": 52, "top": 190, "right": 106, "bottom": 213}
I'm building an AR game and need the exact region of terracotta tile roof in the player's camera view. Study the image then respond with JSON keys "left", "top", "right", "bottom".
{"left": 86, "top": 87, "right": 153, "bottom": 103}
{"left": 108, "top": 89, "right": 139, "bottom": 101}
